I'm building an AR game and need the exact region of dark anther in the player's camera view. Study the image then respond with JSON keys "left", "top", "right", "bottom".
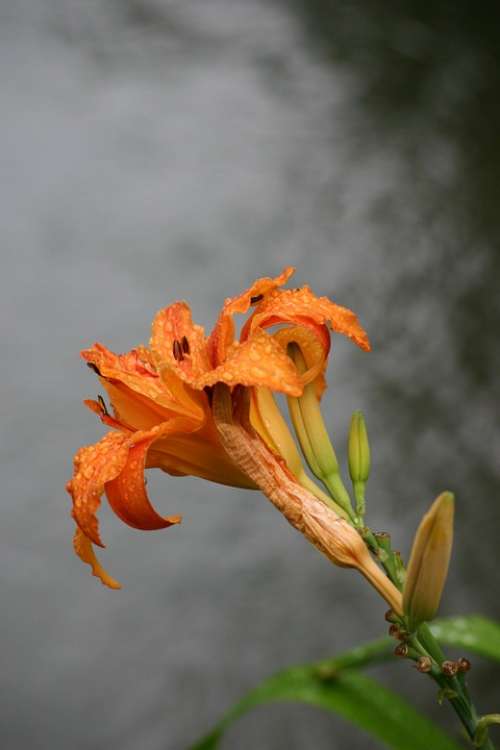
{"left": 87, "top": 362, "right": 101, "bottom": 375}
{"left": 394, "top": 644, "right": 409, "bottom": 658}
{"left": 97, "top": 394, "right": 109, "bottom": 416}
{"left": 457, "top": 657, "right": 472, "bottom": 673}
{"left": 172, "top": 340, "right": 184, "bottom": 362}
{"left": 441, "top": 660, "right": 459, "bottom": 676}
{"left": 416, "top": 656, "right": 432, "bottom": 673}
{"left": 250, "top": 294, "right": 264, "bottom": 304}
{"left": 204, "top": 386, "right": 213, "bottom": 406}
{"left": 181, "top": 335, "right": 190, "bottom": 354}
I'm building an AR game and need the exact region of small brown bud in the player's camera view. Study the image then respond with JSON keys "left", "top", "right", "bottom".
{"left": 416, "top": 656, "right": 432, "bottom": 673}
{"left": 457, "top": 657, "right": 471, "bottom": 673}
{"left": 394, "top": 643, "right": 409, "bottom": 658}
{"left": 385, "top": 609, "right": 398, "bottom": 623}
{"left": 441, "top": 660, "right": 459, "bottom": 676}
{"left": 389, "top": 624, "right": 401, "bottom": 638}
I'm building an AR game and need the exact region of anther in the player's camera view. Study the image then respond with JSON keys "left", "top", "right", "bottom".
{"left": 457, "top": 657, "right": 471, "bottom": 673}
{"left": 416, "top": 656, "right": 432, "bottom": 673}
{"left": 441, "top": 660, "right": 459, "bottom": 676}
{"left": 250, "top": 294, "right": 264, "bottom": 304}
{"left": 97, "top": 394, "right": 109, "bottom": 416}
{"left": 172, "top": 340, "right": 184, "bottom": 362}
{"left": 181, "top": 335, "right": 190, "bottom": 354}
{"left": 87, "top": 362, "right": 101, "bottom": 375}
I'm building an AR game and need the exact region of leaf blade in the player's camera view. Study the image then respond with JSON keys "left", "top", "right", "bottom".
{"left": 190, "top": 614, "right": 500, "bottom": 749}
{"left": 190, "top": 666, "right": 463, "bottom": 750}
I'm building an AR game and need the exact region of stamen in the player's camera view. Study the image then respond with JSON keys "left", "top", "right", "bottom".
{"left": 97, "top": 394, "right": 109, "bottom": 416}
{"left": 87, "top": 362, "right": 101, "bottom": 375}
{"left": 250, "top": 294, "right": 264, "bottom": 304}
{"left": 181, "top": 335, "right": 190, "bottom": 354}
{"left": 172, "top": 340, "right": 184, "bottom": 362}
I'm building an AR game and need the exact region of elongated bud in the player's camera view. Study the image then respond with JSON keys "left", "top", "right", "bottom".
{"left": 250, "top": 387, "right": 350, "bottom": 520}
{"left": 287, "top": 344, "right": 355, "bottom": 520}
{"left": 403, "top": 492, "right": 454, "bottom": 631}
{"left": 348, "top": 411, "right": 370, "bottom": 517}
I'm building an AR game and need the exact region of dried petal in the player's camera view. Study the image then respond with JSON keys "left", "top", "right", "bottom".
{"left": 213, "top": 384, "right": 402, "bottom": 614}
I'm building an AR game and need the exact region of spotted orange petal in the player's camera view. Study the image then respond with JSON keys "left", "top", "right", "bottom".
{"left": 73, "top": 527, "right": 122, "bottom": 590}
{"left": 243, "top": 286, "right": 371, "bottom": 352}
{"left": 67, "top": 431, "right": 131, "bottom": 547}
{"left": 83, "top": 344, "right": 164, "bottom": 402}
{"left": 207, "top": 267, "right": 295, "bottom": 366}
{"left": 84, "top": 342, "right": 205, "bottom": 424}
{"left": 150, "top": 301, "right": 211, "bottom": 378}
{"left": 193, "top": 328, "right": 303, "bottom": 396}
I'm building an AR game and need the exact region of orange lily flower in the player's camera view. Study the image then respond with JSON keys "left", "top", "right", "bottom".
{"left": 67, "top": 267, "right": 402, "bottom": 613}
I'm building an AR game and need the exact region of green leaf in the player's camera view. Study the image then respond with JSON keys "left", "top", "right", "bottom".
{"left": 190, "top": 615, "right": 500, "bottom": 749}
{"left": 430, "top": 616, "right": 500, "bottom": 662}
{"left": 190, "top": 666, "right": 462, "bottom": 750}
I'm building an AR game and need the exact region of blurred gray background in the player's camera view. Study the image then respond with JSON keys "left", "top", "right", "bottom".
{"left": 2, "top": 1, "right": 500, "bottom": 748}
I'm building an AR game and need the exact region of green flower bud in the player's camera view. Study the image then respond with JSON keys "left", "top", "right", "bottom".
{"left": 348, "top": 411, "right": 370, "bottom": 517}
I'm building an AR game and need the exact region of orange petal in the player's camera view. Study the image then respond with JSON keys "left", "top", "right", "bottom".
{"left": 195, "top": 329, "right": 303, "bottom": 396}
{"left": 208, "top": 267, "right": 295, "bottom": 365}
{"left": 83, "top": 344, "right": 164, "bottom": 401}
{"left": 73, "top": 527, "right": 122, "bottom": 590}
{"left": 84, "top": 342, "right": 204, "bottom": 425}
{"left": 150, "top": 301, "right": 211, "bottom": 379}
{"left": 272, "top": 324, "right": 329, "bottom": 396}
{"left": 243, "top": 286, "right": 371, "bottom": 352}
{"left": 67, "top": 431, "right": 131, "bottom": 547}
{"left": 105, "top": 431, "right": 182, "bottom": 531}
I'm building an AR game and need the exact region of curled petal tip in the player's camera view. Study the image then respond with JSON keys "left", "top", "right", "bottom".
{"left": 74, "top": 528, "right": 122, "bottom": 590}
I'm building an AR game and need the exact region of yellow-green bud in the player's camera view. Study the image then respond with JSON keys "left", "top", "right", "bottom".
{"left": 348, "top": 411, "right": 370, "bottom": 517}
{"left": 287, "top": 343, "right": 355, "bottom": 520}
{"left": 403, "top": 492, "right": 454, "bottom": 631}
{"left": 348, "top": 411, "right": 370, "bottom": 482}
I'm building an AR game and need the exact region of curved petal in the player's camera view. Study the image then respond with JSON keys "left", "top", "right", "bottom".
{"left": 105, "top": 430, "right": 183, "bottom": 531}
{"left": 194, "top": 329, "right": 303, "bottom": 396}
{"left": 243, "top": 286, "right": 371, "bottom": 352}
{"left": 67, "top": 431, "right": 131, "bottom": 547}
{"left": 73, "top": 527, "right": 122, "bottom": 590}
{"left": 207, "top": 267, "right": 295, "bottom": 365}
{"left": 272, "top": 324, "right": 329, "bottom": 396}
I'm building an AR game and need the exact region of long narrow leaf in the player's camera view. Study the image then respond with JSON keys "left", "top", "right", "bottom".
{"left": 190, "top": 615, "right": 500, "bottom": 749}
{"left": 191, "top": 667, "right": 463, "bottom": 750}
